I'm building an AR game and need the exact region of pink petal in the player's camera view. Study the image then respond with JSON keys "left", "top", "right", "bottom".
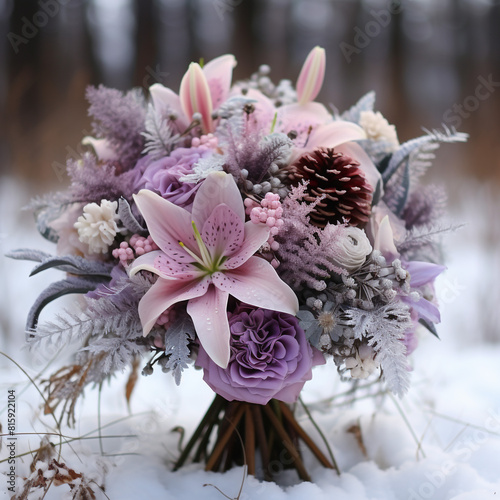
{"left": 335, "top": 141, "right": 382, "bottom": 195}
{"left": 201, "top": 204, "right": 245, "bottom": 260}
{"left": 133, "top": 190, "right": 198, "bottom": 259}
{"left": 82, "top": 137, "right": 117, "bottom": 161}
{"left": 139, "top": 276, "right": 210, "bottom": 336}
{"left": 179, "top": 62, "right": 213, "bottom": 133}
{"left": 277, "top": 102, "right": 331, "bottom": 148}
{"left": 187, "top": 285, "right": 231, "bottom": 368}
{"left": 224, "top": 221, "right": 270, "bottom": 269}
{"left": 306, "top": 120, "right": 367, "bottom": 150}
{"left": 375, "top": 215, "right": 398, "bottom": 258}
{"left": 129, "top": 250, "right": 166, "bottom": 277}
{"left": 149, "top": 83, "right": 190, "bottom": 131}
{"left": 154, "top": 253, "right": 204, "bottom": 279}
{"left": 296, "top": 46, "right": 326, "bottom": 105}
{"left": 233, "top": 88, "right": 276, "bottom": 133}
{"left": 213, "top": 257, "right": 299, "bottom": 315}
{"left": 202, "top": 54, "right": 236, "bottom": 110}
{"left": 191, "top": 171, "right": 245, "bottom": 229}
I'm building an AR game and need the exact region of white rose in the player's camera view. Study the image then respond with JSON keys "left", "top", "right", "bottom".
{"left": 329, "top": 226, "right": 372, "bottom": 272}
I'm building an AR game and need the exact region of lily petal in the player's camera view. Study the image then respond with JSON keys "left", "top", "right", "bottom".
{"left": 82, "top": 137, "right": 117, "bottom": 161}
{"left": 180, "top": 62, "right": 213, "bottom": 133}
{"left": 213, "top": 257, "right": 299, "bottom": 315}
{"left": 296, "top": 46, "right": 326, "bottom": 105}
{"left": 306, "top": 120, "right": 367, "bottom": 150}
{"left": 187, "top": 285, "right": 231, "bottom": 368}
{"left": 405, "top": 261, "right": 447, "bottom": 288}
{"left": 133, "top": 189, "right": 198, "bottom": 258}
{"left": 129, "top": 250, "right": 166, "bottom": 277}
{"left": 201, "top": 204, "right": 245, "bottom": 261}
{"left": 235, "top": 88, "right": 276, "bottom": 133}
{"left": 374, "top": 215, "right": 398, "bottom": 258}
{"left": 277, "top": 102, "right": 331, "bottom": 148}
{"left": 412, "top": 297, "right": 441, "bottom": 324}
{"left": 191, "top": 171, "right": 245, "bottom": 229}
{"left": 224, "top": 221, "right": 270, "bottom": 269}
{"left": 139, "top": 276, "right": 210, "bottom": 336}
{"left": 335, "top": 141, "right": 382, "bottom": 196}
{"left": 202, "top": 54, "right": 237, "bottom": 110}
{"left": 149, "top": 83, "right": 189, "bottom": 130}
{"left": 130, "top": 250, "right": 200, "bottom": 279}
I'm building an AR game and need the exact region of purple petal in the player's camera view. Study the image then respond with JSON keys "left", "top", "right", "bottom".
{"left": 191, "top": 171, "right": 245, "bottom": 229}
{"left": 201, "top": 204, "right": 244, "bottom": 260}
{"left": 133, "top": 189, "right": 198, "bottom": 260}
{"left": 405, "top": 261, "right": 446, "bottom": 287}
{"left": 213, "top": 257, "right": 299, "bottom": 315}
{"left": 404, "top": 296, "right": 441, "bottom": 324}
{"left": 224, "top": 222, "right": 270, "bottom": 269}
{"left": 138, "top": 276, "right": 210, "bottom": 336}
{"left": 187, "top": 285, "right": 231, "bottom": 368}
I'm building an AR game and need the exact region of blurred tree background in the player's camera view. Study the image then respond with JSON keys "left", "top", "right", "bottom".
{"left": 1, "top": 0, "right": 499, "bottom": 192}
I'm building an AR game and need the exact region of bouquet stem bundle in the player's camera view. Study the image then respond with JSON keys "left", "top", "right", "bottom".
{"left": 174, "top": 395, "right": 339, "bottom": 481}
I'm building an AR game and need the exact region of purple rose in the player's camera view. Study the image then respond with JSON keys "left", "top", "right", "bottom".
{"left": 137, "top": 147, "right": 211, "bottom": 209}
{"left": 196, "top": 306, "right": 325, "bottom": 405}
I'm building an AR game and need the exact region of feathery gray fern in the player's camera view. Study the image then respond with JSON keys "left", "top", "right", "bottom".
{"left": 142, "top": 103, "right": 179, "bottom": 160}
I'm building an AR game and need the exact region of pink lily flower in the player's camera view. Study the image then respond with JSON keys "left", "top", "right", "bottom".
{"left": 296, "top": 46, "right": 326, "bottom": 105}
{"left": 180, "top": 62, "right": 213, "bottom": 133}
{"left": 230, "top": 46, "right": 381, "bottom": 191}
{"left": 149, "top": 54, "right": 237, "bottom": 134}
{"left": 129, "top": 171, "right": 299, "bottom": 368}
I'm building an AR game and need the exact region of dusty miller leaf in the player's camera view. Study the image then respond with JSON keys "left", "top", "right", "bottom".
{"left": 118, "top": 197, "right": 146, "bottom": 234}
{"left": 161, "top": 313, "right": 195, "bottom": 385}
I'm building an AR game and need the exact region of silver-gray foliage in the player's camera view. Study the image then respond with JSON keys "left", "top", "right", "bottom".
{"left": 158, "top": 312, "right": 196, "bottom": 385}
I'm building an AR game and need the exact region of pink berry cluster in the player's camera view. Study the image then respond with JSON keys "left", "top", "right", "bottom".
{"left": 191, "top": 133, "right": 218, "bottom": 150}
{"left": 112, "top": 234, "right": 159, "bottom": 266}
{"left": 245, "top": 193, "right": 284, "bottom": 268}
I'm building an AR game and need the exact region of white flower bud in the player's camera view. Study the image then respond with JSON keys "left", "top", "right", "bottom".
{"left": 330, "top": 227, "right": 372, "bottom": 272}
{"left": 359, "top": 110, "right": 399, "bottom": 150}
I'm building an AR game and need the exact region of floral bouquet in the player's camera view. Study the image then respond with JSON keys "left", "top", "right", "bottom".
{"left": 8, "top": 47, "right": 466, "bottom": 481}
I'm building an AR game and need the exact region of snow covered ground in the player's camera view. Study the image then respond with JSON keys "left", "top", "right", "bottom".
{"left": 1, "top": 177, "right": 500, "bottom": 500}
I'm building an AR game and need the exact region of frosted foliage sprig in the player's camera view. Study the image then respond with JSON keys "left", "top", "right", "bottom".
{"left": 276, "top": 183, "right": 348, "bottom": 292}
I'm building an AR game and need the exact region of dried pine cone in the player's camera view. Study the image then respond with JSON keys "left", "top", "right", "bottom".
{"left": 291, "top": 147, "right": 373, "bottom": 228}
